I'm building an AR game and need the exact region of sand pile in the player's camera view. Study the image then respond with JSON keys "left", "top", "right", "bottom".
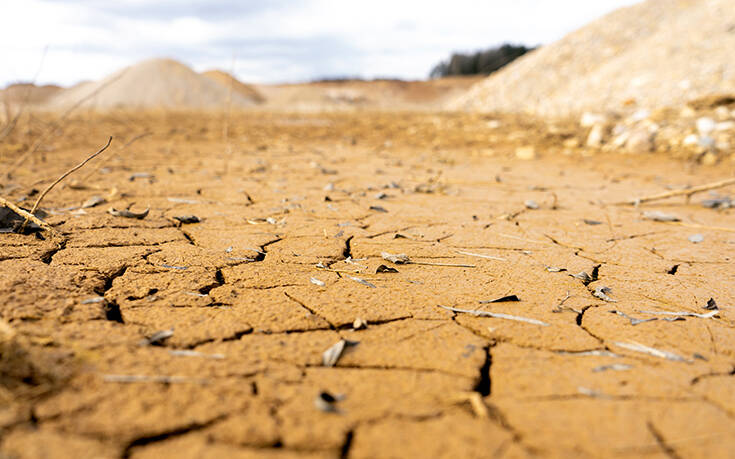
{"left": 1, "top": 83, "right": 62, "bottom": 106}
{"left": 451, "top": 0, "right": 735, "bottom": 117}
{"left": 46, "top": 58, "right": 261, "bottom": 110}
{"left": 202, "top": 70, "right": 265, "bottom": 104}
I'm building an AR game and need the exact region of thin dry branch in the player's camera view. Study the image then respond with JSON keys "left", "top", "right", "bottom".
{"left": 0, "top": 195, "right": 58, "bottom": 235}
{"left": 615, "top": 177, "right": 735, "bottom": 206}
{"left": 20, "top": 137, "right": 112, "bottom": 230}
{"left": 78, "top": 131, "right": 150, "bottom": 183}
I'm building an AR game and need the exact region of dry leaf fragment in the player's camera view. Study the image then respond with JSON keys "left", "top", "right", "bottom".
{"left": 376, "top": 264, "right": 398, "bottom": 273}
{"left": 347, "top": 275, "right": 376, "bottom": 288}
{"left": 639, "top": 309, "right": 718, "bottom": 319}
{"left": 643, "top": 211, "right": 680, "bottom": 222}
{"left": 310, "top": 277, "right": 326, "bottom": 287}
{"left": 583, "top": 219, "right": 603, "bottom": 225}
{"left": 688, "top": 233, "right": 704, "bottom": 243}
{"left": 173, "top": 215, "right": 200, "bottom": 224}
{"left": 322, "top": 339, "right": 358, "bottom": 366}
{"left": 437, "top": 305, "right": 549, "bottom": 326}
{"left": 614, "top": 341, "right": 690, "bottom": 362}
{"left": 524, "top": 200, "right": 539, "bottom": 210}
{"left": 139, "top": 328, "right": 173, "bottom": 346}
{"left": 609, "top": 310, "right": 656, "bottom": 325}
{"left": 479, "top": 295, "right": 520, "bottom": 304}
{"left": 81, "top": 195, "right": 106, "bottom": 208}
{"left": 369, "top": 205, "right": 388, "bottom": 213}
{"left": 592, "top": 364, "right": 632, "bottom": 372}
{"left": 593, "top": 286, "right": 617, "bottom": 302}
{"left": 381, "top": 251, "right": 410, "bottom": 264}
{"left": 314, "top": 391, "right": 344, "bottom": 413}
{"left": 546, "top": 266, "right": 567, "bottom": 273}
{"left": 108, "top": 207, "right": 149, "bottom": 219}
{"left": 704, "top": 298, "right": 718, "bottom": 310}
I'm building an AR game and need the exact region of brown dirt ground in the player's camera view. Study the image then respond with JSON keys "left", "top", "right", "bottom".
{"left": 1, "top": 109, "right": 734, "bottom": 458}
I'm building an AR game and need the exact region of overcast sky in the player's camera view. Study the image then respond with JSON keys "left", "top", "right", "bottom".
{"left": 0, "top": 0, "right": 640, "bottom": 88}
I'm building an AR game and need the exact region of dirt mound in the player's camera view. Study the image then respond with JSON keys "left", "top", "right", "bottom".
{"left": 202, "top": 70, "right": 265, "bottom": 104}
{"left": 1, "top": 83, "right": 62, "bottom": 106}
{"left": 45, "top": 58, "right": 260, "bottom": 110}
{"left": 257, "top": 77, "right": 483, "bottom": 112}
{"left": 451, "top": 0, "right": 735, "bottom": 117}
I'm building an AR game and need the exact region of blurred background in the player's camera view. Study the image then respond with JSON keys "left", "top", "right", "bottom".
{"left": 0, "top": 0, "right": 638, "bottom": 86}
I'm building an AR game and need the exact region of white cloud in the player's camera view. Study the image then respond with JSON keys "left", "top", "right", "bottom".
{"left": 0, "top": 0, "right": 641, "bottom": 87}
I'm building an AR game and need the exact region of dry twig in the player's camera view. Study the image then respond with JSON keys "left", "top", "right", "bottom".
{"left": 20, "top": 137, "right": 112, "bottom": 231}
{"left": 0, "top": 195, "right": 58, "bottom": 234}
{"left": 616, "top": 177, "right": 735, "bottom": 206}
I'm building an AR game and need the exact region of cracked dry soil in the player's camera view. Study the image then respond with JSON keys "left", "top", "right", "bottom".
{"left": 1, "top": 111, "right": 734, "bottom": 458}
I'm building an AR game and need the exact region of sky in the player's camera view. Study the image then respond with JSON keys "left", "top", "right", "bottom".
{"left": 0, "top": 0, "right": 641, "bottom": 88}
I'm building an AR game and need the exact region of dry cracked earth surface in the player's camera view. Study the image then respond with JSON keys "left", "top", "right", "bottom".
{"left": 1, "top": 111, "right": 734, "bottom": 458}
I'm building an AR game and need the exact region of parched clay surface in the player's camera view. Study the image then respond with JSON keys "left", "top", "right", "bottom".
{"left": 1, "top": 111, "right": 734, "bottom": 458}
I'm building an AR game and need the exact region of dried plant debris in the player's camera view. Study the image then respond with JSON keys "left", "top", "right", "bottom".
{"left": 129, "top": 172, "right": 154, "bottom": 181}
{"left": 160, "top": 264, "right": 188, "bottom": 270}
{"left": 168, "top": 197, "right": 199, "bottom": 204}
{"left": 108, "top": 207, "right": 150, "bottom": 219}
{"left": 592, "top": 364, "right": 633, "bottom": 372}
{"left": 169, "top": 350, "right": 225, "bottom": 359}
{"left": 81, "top": 296, "right": 105, "bottom": 304}
{"left": 322, "top": 339, "right": 359, "bottom": 367}
{"left": 479, "top": 295, "right": 520, "bottom": 304}
{"left": 103, "top": 374, "right": 207, "bottom": 384}
{"left": 314, "top": 391, "right": 344, "bottom": 413}
{"left": 456, "top": 251, "right": 506, "bottom": 261}
{"left": 614, "top": 341, "right": 690, "bottom": 363}
{"left": 347, "top": 275, "right": 377, "bottom": 288}
{"left": 701, "top": 195, "right": 732, "bottom": 209}
{"left": 524, "top": 199, "right": 539, "bottom": 210}
{"left": 381, "top": 252, "right": 410, "bottom": 264}
{"left": 139, "top": 328, "right": 174, "bottom": 346}
{"left": 643, "top": 211, "right": 680, "bottom": 222}
{"left": 704, "top": 298, "right": 719, "bottom": 310}
{"left": 376, "top": 264, "right": 398, "bottom": 273}
{"left": 609, "top": 310, "right": 656, "bottom": 326}
{"left": 593, "top": 286, "right": 617, "bottom": 302}
{"left": 546, "top": 266, "right": 567, "bottom": 273}
{"left": 437, "top": 305, "right": 550, "bottom": 326}
{"left": 310, "top": 277, "right": 326, "bottom": 287}
{"left": 81, "top": 195, "right": 106, "bottom": 208}
{"left": 381, "top": 252, "right": 474, "bottom": 268}
{"left": 688, "top": 233, "right": 704, "bottom": 243}
{"left": 369, "top": 205, "right": 388, "bottom": 213}
{"left": 639, "top": 309, "right": 718, "bottom": 319}
{"left": 173, "top": 215, "right": 200, "bottom": 224}
{"left": 571, "top": 265, "right": 599, "bottom": 285}
{"left": 583, "top": 219, "right": 603, "bottom": 225}
{"left": 557, "top": 350, "right": 620, "bottom": 357}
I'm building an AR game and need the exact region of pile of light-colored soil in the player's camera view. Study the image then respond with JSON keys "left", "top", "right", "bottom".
{"left": 202, "top": 70, "right": 265, "bottom": 104}
{"left": 451, "top": 0, "right": 735, "bottom": 117}
{"left": 45, "top": 58, "right": 261, "bottom": 110}
{"left": 256, "top": 76, "right": 483, "bottom": 112}
{"left": 1, "top": 83, "right": 62, "bottom": 106}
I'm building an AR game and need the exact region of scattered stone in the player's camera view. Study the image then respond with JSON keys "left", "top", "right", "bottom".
{"left": 515, "top": 146, "right": 536, "bottom": 160}
{"left": 696, "top": 117, "right": 716, "bottom": 135}
{"left": 586, "top": 124, "right": 604, "bottom": 148}
{"left": 688, "top": 233, "right": 704, "bottom": 243}
{"left": 352, "top": 318, "right": 367, "bottom": 330}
